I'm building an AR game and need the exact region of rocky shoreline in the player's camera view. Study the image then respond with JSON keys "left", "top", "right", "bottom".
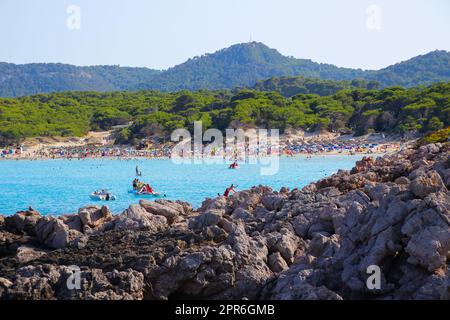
{"left": 0, "top": 143, "right": 449, "bottom": 300}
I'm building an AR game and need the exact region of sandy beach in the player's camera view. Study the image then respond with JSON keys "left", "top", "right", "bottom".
{"left": 0, "top": 129, "right": 405, "bottom": 160}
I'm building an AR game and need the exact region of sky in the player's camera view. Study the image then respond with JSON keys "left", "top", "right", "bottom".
{"left": 0, "top": 0, "right": 449, "bottom": 71}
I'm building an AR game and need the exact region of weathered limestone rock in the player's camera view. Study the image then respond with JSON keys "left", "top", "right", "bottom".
{"left": 410, "top": 170, "right": 445, "bottom": 198}
{"left": 114, "top": 204, "right": 167, "bottom": 232}
{"left": 35, "top": 217, "right": 84, "bottom": 249}
{"left": 261, "top": 194, "right": 287, "bottom": 211}
{"left": 0, "top": 277, "right": 13, "bottom": 298}
{"left": 140, "top": 200, "right": 184, "bottom": 224}
{"left": 268, "top": 252, "right": 288, "bottom": 273}
{"left": 188, "top": 209, "right": 224, "bottom": 231}
{"left": 4, "top": 264, "right": 145, "bottom": 300}
{"left": 5, "top": 208, "right": 41, "bottom": 235}
{"left": 78, "top": 205, "right": 112, "bottom": 229}
{"left": 15, "top": 246, "right": 47, "bottom": 263}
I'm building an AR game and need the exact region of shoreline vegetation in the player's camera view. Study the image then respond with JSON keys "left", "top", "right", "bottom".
{"left": 0, "top": 142, "right": 449, "bottom": 299}
{"left": 1, "top": 81, "right": 449, "bottom": 151}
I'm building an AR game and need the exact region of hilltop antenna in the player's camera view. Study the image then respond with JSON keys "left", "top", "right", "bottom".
{"left": 249, "top": 34, "right": 253, "bottom": 43}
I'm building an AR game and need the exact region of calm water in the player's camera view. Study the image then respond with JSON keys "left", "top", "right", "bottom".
{"left": 0, "top": 155, "right": 363, "bottom": 215}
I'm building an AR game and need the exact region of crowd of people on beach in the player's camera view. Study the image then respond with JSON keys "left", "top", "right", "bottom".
{"left": 0, "top": 145, "right": 172, "bottom": 160}
{"left": 281, "top": 142, "right": 399, "bottom": 156}
{"left": 0, "top": 141, "right": 401, "bottom": 160}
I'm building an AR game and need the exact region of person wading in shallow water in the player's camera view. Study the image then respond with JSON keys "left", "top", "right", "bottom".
{"left": 223, "top": 184, "right": 237, "bottom": 197}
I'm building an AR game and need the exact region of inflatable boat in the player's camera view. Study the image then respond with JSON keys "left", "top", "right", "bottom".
{"left": 90, "top": 190, "right": 117, "bottom": 201}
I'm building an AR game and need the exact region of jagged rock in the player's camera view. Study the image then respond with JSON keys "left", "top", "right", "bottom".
{"left": 318, "top": 187, "right": 342, "bottom": 198}
{"left": 268, "top": 228, "right": 300, "bottom": 264}
{"left": 114, "top": 204, "right": 167, "bottom": 232}
{"left": 78, "top": 205, "right": 112, "bottom": 229}
{"left": 188, "top": 209, "right": 224, "bottom": 231}
{"left": 15, "top": 246, "right": 47, "bottom": 263}
{"left": 0, "top": 277, "right": 13, "bottom": 298}
{"left": 63, "top": 215, "right": 83, "bottom": 232}
{"left": 231, "top": 208, "right": 252, "bottom": 221}
{"left": 223, "top": 222, "right": 272, "bottom": 299}
{"left": 366, "top": 183, "right": 392, "bottom": 201}
{"left": 261, "top": 194, "right": 286, "bottom": 211}
{"left": 262, "top": 267, "right": 342, "bottom": 300}
{"left": 5, "top": 208, "right": 41, "bottom": 235}
{"left": 268, "top": 252, "right": 288, "bottom": 273}
{"left": 410, "top": 170, "right": 445, "bottom": 198}
{"left": 5, "top": 265, "right": 145, "bottom": 300}
{"left": 199, "top": 196, "right": 228, "bottom": 211}
{"left": 351, "top": 156, "right": 375, "bottom": 174}
{"left": 140, "top": 200, "right": 184, "bottom": 224}
{"left": 174, "top": 200, "right": 193, "bottom": 215}
{"left": 405, "top": 226, "right": 450, "bottom": 272}
{"left": 395, "top": 176, "right": 410, "bottom": 185}
{"left": 202, "top": 225, "right": 228, "bottom": 243}
{"left": 442, "top": 168, "right": 450, "bottom": 187}
{"left": 35, "top": 217, "right": 84, "bottom": 249}
{"left": 253, "top": 205, "right": 273, "bottom": 221}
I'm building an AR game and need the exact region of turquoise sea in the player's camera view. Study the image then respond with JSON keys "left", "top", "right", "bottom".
{"left": 0, "top": 155, "right": 364, "bottom": 215}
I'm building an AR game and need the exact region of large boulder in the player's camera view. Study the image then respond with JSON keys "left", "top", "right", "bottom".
{"left": 199, "top": 196, "right": 229, "bottom": 211}
{"left": 139, "top": 200, "right": 186, "bottom": 224}
{"left": 5, "top": 265, "right": 145, "bottom": 300}
{"left": 0, "top": 277, "right": 13, "bottom": 299}
{"left": 262, "top": 267, "right": 343, "bottom": 300}
{"left": 261, "top": 194, "right": 287, "bottom": 211}
{"left": 188, "top": 209, "right": 224, "bottom": 231}
{"left": 410, "top": 170, "right": 445, "bottom": 198}
{"left": 114, "top": 204, "right": 167, "bottom": 232}
{"left": 5, "top": 207, "right": 41, "bottom": 235}
{"left": 267, "top": 252, "right": 288, "bottom": 273}
{"left": 35, "top": 217, "right": 84, "bottom": 249}
{"left": 78, "top": 205, "right": 112, "bottom": 229}
{"left": 15, "top": 245, "right": 47, "bottom": 263}
{"left": 266, "top": 228, "right": 300, "bottom": 264}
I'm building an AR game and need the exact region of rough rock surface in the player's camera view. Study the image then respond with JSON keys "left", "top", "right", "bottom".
{"left": 0, "top": 143, "right": 449, "bottom": 300}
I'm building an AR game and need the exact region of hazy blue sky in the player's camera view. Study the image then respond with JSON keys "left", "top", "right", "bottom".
{"left": 0, "top": 0, "right": 449, "bottom": 70}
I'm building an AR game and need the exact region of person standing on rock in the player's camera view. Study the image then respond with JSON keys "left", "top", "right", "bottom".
{"left": 223, "top": 184, "right": 237, "bottom": 197}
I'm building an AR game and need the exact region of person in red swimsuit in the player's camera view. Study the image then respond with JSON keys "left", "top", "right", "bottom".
{"left": 223, "top": 184, "right": 237, "bottom": 197}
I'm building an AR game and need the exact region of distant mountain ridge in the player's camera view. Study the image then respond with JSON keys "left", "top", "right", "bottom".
{"left": 0, "top": 42, "right": 449, "bottom": 97}
{"left": 0, "top": 63, "right": 161, "bottom": 97}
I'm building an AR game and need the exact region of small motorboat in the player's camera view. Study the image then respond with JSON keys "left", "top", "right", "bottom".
{"left": 90, "top": 189, "right": 117, "bottom": 201}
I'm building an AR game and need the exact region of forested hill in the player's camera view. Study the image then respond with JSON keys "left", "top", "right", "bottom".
{"left": 140, "top": 42, "right": 366, "bottom": 91}
{"left": 0, "top": 63, "right": 161, "bottom": 97}
{"left": 1, "top": 43, "right": 449, "bottom": 97}
{"left": 370, "top": 50, "right": 450, "bottom": 87}
{"left": 254, "top": 76, "right": 382, "bottom": 97}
